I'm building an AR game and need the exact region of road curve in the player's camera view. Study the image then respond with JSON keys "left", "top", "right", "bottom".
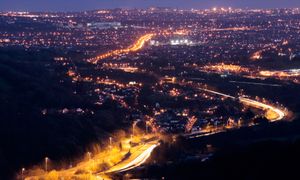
{"left": 105, "top": 143, "right": 159, "bottom": 173}
{"left": 239, "top": 97, "right": 285, "bottom": 122}
{"left": 198, "top": 88, "right": 286, "bottom": 121}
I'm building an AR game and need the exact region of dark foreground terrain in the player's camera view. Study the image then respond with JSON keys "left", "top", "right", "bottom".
{"left": 0, "top": 48, "right": 129, "bottom": 179}
{"left": 130, "top": 119, "right": 300, "bottom": 180}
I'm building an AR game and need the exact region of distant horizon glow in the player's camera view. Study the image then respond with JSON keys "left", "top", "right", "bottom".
{"left": 1, "top": 0, "right": 300, "bottom": 12}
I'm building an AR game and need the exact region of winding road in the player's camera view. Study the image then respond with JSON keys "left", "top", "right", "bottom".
{"left": 25, "top": 33, "right": 289, "bottom": 179}
{"left": 198, "top": 88, "right": 286, "bottom": 122}
{"left": 104, "top": 140, "right": 159, "bottom": 174}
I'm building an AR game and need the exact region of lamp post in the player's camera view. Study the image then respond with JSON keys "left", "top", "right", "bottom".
{"left": 45, "top": 157, "right": 49, "bottom": 173}
{"left": 109, "top": 137, "right": 112, "bottom": 149}
{"left": 87, "top": 152, "right": 92, "bottom": 161}
{"left": 21, "top": 168, "right": 25, "bottom": 180}
{"left": 132, "top": 120, "right": 140, "bottom": 137}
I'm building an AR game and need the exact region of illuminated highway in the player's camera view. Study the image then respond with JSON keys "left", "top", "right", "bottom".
{"left": 88, "top": 33, "right": 155, "bottom": 64}
{"left": 239, "top": 97, "right": 285, "bottom": 122}
{"left": 198, "top": 88, "right": 286, "bottom": 122}
{"left": 198, "top": 87, "right": 235, "bottom": 99}
{"left": 25, "top": 138, "right": 159, "bottom": 179}
{"left": 104, "top": 140, "right": 159, "bottom": 173}
{"left": 186, "top": 88, "right": 286, "bottom": 139}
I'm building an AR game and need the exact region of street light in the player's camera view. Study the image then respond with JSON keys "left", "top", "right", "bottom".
{"left": 21, "top": 168, "right": 25, "bottom": 180}
{"left": 132, "top": 120, "right": 141, "bottom": 137}
{"left": 87, "top": 152, "right": 92, "bottom": 161}
{"left": 45, "top": 157, "right": 49, "bottom": 173}
{"left": 172, "top": 135, "right": 176, "bottom": 143}
{"left": 109, "top": 137, "right": 113, "bottom": 149}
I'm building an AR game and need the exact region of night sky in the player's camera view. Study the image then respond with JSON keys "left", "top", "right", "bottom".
{"left": 1, "top": 0, "right": 300, "bottom": 11}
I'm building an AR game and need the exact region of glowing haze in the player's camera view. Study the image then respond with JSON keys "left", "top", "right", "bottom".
{"left": 1, "top": 0, "right": 300, "bottom": 11}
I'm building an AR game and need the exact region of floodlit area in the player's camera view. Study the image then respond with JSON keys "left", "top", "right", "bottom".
{"left": 24, "top": 134, "right": 159, "bottom": 180}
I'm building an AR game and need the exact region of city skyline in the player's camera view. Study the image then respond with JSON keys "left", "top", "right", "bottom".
{"left": 1, "top": 0, "right": 300, "bottom": 11}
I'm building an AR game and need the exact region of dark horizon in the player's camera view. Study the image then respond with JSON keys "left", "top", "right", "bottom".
{"left": 1, "top": 0, "right": 300, "bottom": 12}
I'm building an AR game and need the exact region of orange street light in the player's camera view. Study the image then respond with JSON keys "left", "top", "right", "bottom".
{"left": 21, "top": 168, "right": 25, "bottom": 180}
{"left": 45, "top": 157, "right": 49, "bottom": 173}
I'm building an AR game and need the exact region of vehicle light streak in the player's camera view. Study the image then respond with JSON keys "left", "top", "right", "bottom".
{"left": 104, "top": 143, "right": 159, "bottom": 173}
{"left": 239, "top": 97, "right": 285, "bottom": 122}
{"left": 198, "top": 88, "right": 285, "bottom": 122}
{"left": 88, "top": 33, "right": 155, "bottom": 64}
{"left": 186, "top": 89, "right": 286, "bottom": 139}
{"left": 198, "top": 88, "right": 235, "bottom": 99}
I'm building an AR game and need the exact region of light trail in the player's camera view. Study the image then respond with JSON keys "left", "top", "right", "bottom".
{"left": 197, "top": 88, "right": 286, "bottom": 122}
{"left": 102, "top": 141, "right": 159, "bottom": 174}
{"left": 239, "top": 97, "right": 285, "bottom": 122}
{"left": 198, "top": 88, "right": 235, "bottom": 99}
{"left": 88, "top": 29, "right": 194, "bottom": 64}
{"left": 186, "top": 88, "right": 286, "bottom": 139}
{"left": 88, "top": 33, "right": 155, "bottom": 64}
{"left": 25, "top": 137, "right": 159, "bottom": 179}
